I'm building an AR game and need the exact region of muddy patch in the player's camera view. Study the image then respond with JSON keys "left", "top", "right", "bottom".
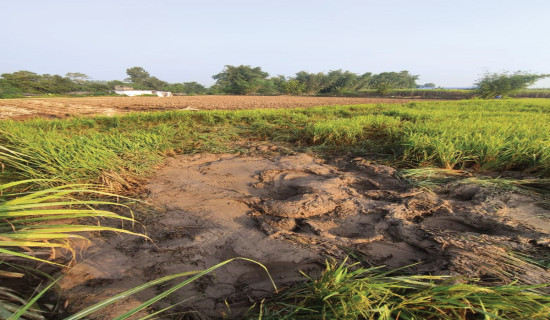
{"left": 59, "top": 153, "right": 550, "bottom": 319}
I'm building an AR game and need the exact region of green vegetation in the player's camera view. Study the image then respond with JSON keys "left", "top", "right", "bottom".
{"left": 0, "top": 71, "right": 115, "bottom": 97}
{"left": 284, "top": 69, "right": 419, "bottom": 95}
{"left": 0, "top": 180, "right": 142, "bottom": 264}
{"left": 1, "top": 99, "right": 549, "bottom": 318}
{"left": 257, "top": 260, "right": 550, "bottom": 319}
{"left": 8, "top": 258, "right": 550, "bottom": 319}
{"left": 476, "top": 71, "right": 550, "bottom": 98}
{"left": 1, "top": 99, "right": 548, "bottom": 185}
{"left": 212, "top": 65, "right": 270, "bottom": 95}
{"left": 63, "top": 257, "right": 274, "bottom": 320}
{"left": 3, "top": 67, "right": 549, "bottom": 98}
{"left": 164, "top": 81, "right": 207, "bottom": 95}
{"left": 124, "top": 66, "right": 168, "bottom": 90}
{"left": 0, "top": 179, "right": 145, "bottom": 319}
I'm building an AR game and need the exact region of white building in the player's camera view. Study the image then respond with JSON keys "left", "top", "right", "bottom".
{"left": 113, "top": 89, "right": 173, "bottom": 97}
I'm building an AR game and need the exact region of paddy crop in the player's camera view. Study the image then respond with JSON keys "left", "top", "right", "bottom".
{"left": 1, "top": 98, "right": 549, "bottom": 319}
{"left": 1, "top": 99, "right": 548, "bottom": 185}
{"left": 257, "top": 259, "right": 550, "bottom": 320}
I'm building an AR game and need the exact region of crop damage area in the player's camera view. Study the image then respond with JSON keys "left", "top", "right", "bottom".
{"left": 57, "top": 152, "right": 550, "bottom": 318}
{"left": 2, "top": 99, "right": 549, "bottom": 319}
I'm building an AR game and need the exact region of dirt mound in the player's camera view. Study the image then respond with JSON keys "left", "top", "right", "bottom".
{"left": 58, "top": 153, "right": 550, "bottom": 319}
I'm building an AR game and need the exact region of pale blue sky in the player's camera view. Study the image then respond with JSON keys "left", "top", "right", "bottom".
{"left": 1, "top": 0, "right": 549, "bottom": 87}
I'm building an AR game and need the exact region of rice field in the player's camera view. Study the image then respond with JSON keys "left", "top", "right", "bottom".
{"left": 1, "top": 99, "right": 549, "bottom": 184}
{"left": 1, "top": 98, "right": 549, "bottom": 319}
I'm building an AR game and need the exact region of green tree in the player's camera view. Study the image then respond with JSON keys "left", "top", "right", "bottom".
{"left": 38, "top": 74, "right": 77, "bottom": 93}
{"left": 356, "top": 72, "right": 374, "bottom": 91}
{"left": 165, "top": 82, "right": 207, "bottom": 94}
{"left": 283, "top": 80, "right": 306, "bottom": 95}
{"left": 255, "top": 75, "right": 287, "bottom": 95}
{"left": 125, "top": 67, "right": 168, "bottom": 90}
{"left": 419, "top": 83, "right": 436, "bottom": 88}
{"left": 144, "top": 76, "right": 168, "bottom": 90}
{"left": 293, "top": 71, "right": 329, "bottom": 94}
{"left": 320, "top": 70, "right": 375, "bottom": 94}
{"left": 370, "top": 71, "right": 419, "bottom": 90}
{"left": 107, "top": 80, "right": 128, "bottom": 89}
{"left": 268, "top": 75, "right": 287, "bottom": 94}
{"left": 0, "top": 78, "right": 23, "bottom": 98}
{"left": 1, "top": 71, "right": 43, "bottom": 93}
{"left": 475, "top": 71, "right": 550, "bottom": 98}
{"left": 212, "top": 65, "right": 269, "bottom": 95}
{"left": 125, "top": 67, "right": 151, "bottom": 84}
{"left": 374, "top": 81, "right": 393, "bottom": 96}
{"left": 65, "top": 72, "right": 90, "bottom": 84}
{"left": 85, "top": 81, "right": 112, "bottom": 94}
{"left": 1, "top": 71, "right": 78, "bottom": 94}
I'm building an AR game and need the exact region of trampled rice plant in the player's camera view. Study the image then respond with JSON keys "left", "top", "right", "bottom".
{"left": 1, "top": 99, "right": 549, "bottom": 319}
{"left": 6, "top": 258, "right": 274, "bottom": 320}
{"left": 257, "top": 259, "right": 550, "bottom": 320}
{"left": 1, "top": 99, "right": 549, "bottom": 184}
{"left": 9, "top": 257, "right": 549, "bottom": 319}
{"left": 0, "top": 179, "right": 147, "bottom": 319}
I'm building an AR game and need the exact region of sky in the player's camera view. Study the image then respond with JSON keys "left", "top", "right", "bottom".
{"left": 1, "top": 0, "right": 549, "bottom": 88}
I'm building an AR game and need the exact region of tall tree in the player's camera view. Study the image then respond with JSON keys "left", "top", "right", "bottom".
{"left": 125, "top": 67, "right": 151, "bottom": 84}
{"left": 125, "top": 67, "right": 167, "bottom": 90}
{"left": 165, "top": 82, "right": 207, "bottom": 94}
{"left": 0, "top": 78, "right": 23, "bottom": 98}
{"left": 283, "top": 80, "right": 306, "bottom": 95}
{"left": 1, "top": 71, "right": 42, "bottom": 93}
{"left": 321, "top": 70, "right": 364, "bottom": 94}
{"left": 475, "top": 71, "right": 549, "bottom": 98}
{"left": 293, "top": 71, "right": 329, "bottom": 95}
{"left": 370, "top": 71, "right": 418, "bottom": 89}
{"left": 38, "top": 74, "right": 77, "bottom": 93}
{"left": 65, "top": 72, "right": 90, "bottom": 84}
{"left": 369, "top": 71, "right": 418, "bottom": 95}
{"left": 212, "top": 65, "right": 269, "bottom": 95}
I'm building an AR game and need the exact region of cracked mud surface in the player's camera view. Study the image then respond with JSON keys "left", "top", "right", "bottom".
{"left": 58, "top": 153, "right": 550, "bottom": 319}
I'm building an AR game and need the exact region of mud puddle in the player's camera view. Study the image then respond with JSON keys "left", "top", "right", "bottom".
{"left": 58, "top": 153, "right": 550, "bottom": 319}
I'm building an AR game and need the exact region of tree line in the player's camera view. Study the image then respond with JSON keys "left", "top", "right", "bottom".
{"left": 0, "top": 65, "right": 547, "bottom": 98}
{"left": 0, "top": 66, "right": 422, "bottom": 98}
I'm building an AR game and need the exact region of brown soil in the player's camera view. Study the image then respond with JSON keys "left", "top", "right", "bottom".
{"left": 0, "top": 95, "right": 434, "bottom": 120}
{"left": 58, "top": 152, "right": 550, "bottom": 319}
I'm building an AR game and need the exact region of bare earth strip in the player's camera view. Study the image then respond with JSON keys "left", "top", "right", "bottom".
{"left": 0, "top": 95, "right": 432, "bottom": 120}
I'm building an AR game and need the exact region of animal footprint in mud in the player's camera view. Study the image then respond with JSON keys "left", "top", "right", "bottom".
{"left": 257, "top": 193, "right": 339, "bottom": 218}
{"left": 390, "top": 192, "right": 453, "bottom": 222}
{"left": 252, "top": 169, "right": 355, "bottom": 219}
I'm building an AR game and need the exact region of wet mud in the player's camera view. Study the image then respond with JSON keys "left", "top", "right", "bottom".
{"left": 58, "top": 153, "right": 550, "bottom": 319}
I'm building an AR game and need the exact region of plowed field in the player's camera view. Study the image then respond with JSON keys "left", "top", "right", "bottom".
{"left": 0, "top": 95, "right": 432, "bottom": 120}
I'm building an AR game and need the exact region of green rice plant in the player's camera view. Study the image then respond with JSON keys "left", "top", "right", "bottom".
{"left": 2, "top": 279, "right": 59, "bottom": 320}
{"left": 305, "top": 114, "right": 402, "bottom": 146}
{"left": 514, "top": 89, "right": 550, "bottom": 98}
{"left": 6, "top": 258, "right": 274, "bottom": 320}
{"left": 0, "top": 180, "right": 145, "bottom": 264}
{"left": 0, "top": 179, "right": 147, "bottom": 319}
{"left": 257, "top": 259, "right": 550, "bottom": 320}
{"left": 2, "top": 99, "right": 550, "bottom": 183}
{"left": 0, "top": 123, "right": 175, "bottom": 185}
